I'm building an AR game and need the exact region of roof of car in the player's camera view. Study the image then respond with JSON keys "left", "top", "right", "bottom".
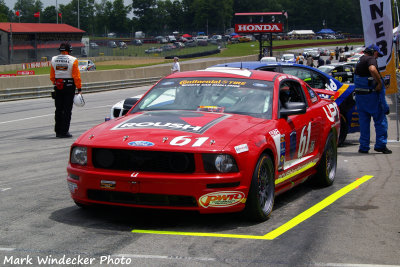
{"left": 165, "top": 68, "right": 281, "bottom": 81}
{"left": 212, "top": 61, "right": 319, "bottom": 71}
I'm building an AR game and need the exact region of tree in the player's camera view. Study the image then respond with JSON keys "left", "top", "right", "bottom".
{"left": 14, "top": 0, "right": 43, "bottom": 23}
{"left": 0, "top": 0, "right": 10, "bottom": 22}
{"left": 41, "top": 6, "right": 56, "bottom": 23}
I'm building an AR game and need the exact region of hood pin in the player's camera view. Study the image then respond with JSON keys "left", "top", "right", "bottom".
{"left": 162, "top": 137, "right": 168, "bottom": 143}
{"left": 210, "top": 140, "right": 215, "bottom": 145}
{"left": 123, "top": 136, "right": 129, "bottom": 141}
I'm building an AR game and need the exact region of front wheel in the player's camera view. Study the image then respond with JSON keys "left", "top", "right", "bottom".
{"left": 314, "top": 132, "right": 337, "bottom": 187}
{"left": 244, "top": 154, "right": 275, "bottom": 222}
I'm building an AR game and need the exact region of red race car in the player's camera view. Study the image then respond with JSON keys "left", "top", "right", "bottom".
{"left": 67, "top": 68, "right": 340, "bottom": 221}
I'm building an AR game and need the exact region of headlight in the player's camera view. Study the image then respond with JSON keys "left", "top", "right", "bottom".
{"left": 203, "top": 154, "right": 238, "bottom": 173}
{"left": 70, "top": 146, "right": 87, "bottom": 166}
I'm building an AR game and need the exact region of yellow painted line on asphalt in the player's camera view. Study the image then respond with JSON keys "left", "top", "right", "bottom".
{"left": 132, "top": 175, "right": 374, "bottom": 240}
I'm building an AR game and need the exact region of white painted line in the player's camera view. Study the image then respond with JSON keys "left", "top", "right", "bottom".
{"left": 0, "top": 247, "right": 15, "bottom": 251}
{"left": 0, "top": 188, "right": 11, "bottom": 192}
{"left": 0, "top": 114, "right": 52, "bottom": 124}
{"left": 114, "top": 254, "right": 217, "bottom": 262}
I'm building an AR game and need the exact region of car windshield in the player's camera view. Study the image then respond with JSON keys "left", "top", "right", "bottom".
{"left": 131, "top": 78, "right": 274, "bottom": 118}
{"left": 283, "top": 55, "right": 293, "bottom": 60}
{"left": 78, "top": 61, "right": 88, "bottom": 66}
{"left": 318, "top": 65, "right": 335, "bottom": 73}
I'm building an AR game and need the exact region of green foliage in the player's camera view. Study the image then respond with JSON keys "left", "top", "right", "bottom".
{"left": 3, "top": 0, "right": 364, "bottom": 35}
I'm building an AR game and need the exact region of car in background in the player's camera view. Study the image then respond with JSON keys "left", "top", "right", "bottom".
{"left": 145, "top": 47, "right": 163, "bottom": 54}
{"left": 78, "top": 59, "right": 96, "bottom": 72}
{"left": 118, "top": 41, "right": 128, "bottom": 49}
{"left": 281, "top": 54, "right": 296, "bottom": 63}
{"left": 89, "top": 42, "right": 99, "bottom": 49}
{"left": 303, "top": 48, "right": 320, "bottom": 59}
{"left": 68, "top": 68, "right": 339, "bottom": 222}
{"left": 318, "top": 63, "right": 355, "bottom": 84}
{"left": 210, "top": 61, "right": 358, "bottom": 146}
{"left": 110, "top": 94, "right": 143, "bottom": 119}
{"left": 260, "top": 56, "right": 278, "bottom": 63}
{"left": 107, "top": 41, "right": 117, "bottom": 48}
{"left": 196, "top": 36, "right": 208, "bottom": 46}
{"left": 185, "top": 40, "right": 197, "bottom": 47}
{"left": 347, "top": 53, "right": 363, "bottom": 63}
{"left": 132, "top": 39, "right": 142, "bottom": 46}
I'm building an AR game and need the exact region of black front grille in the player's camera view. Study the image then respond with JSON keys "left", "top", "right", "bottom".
{"left": 87, "top": 190, "right": 197, "bottom": 207}
{"left": 92, "top": 148, "right": 195, "bottom": 173}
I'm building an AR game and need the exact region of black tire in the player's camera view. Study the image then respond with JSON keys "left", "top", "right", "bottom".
{"left": 338, "top": 114, "right": 348, "bottom": 147}
{"left": 245, "top": 154, "right": 275, "bottom": 222}
{"left": 314, "top": 133, "right": 337, "bottom": 187}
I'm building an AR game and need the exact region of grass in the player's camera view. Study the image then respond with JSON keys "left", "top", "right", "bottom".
{"left": 0, "top": 39, "right": 363, "bottom": 75}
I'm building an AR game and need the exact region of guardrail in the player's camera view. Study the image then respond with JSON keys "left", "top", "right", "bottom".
{"left": 0, "top": 76, "right": 162, "bottom": 102}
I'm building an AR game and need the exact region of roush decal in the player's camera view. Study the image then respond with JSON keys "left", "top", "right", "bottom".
{"left": 234, "top": 144, "right": 249, "bottom": 154}
{"left": 199, "top": 191, "right": 246, "bottom": 208}
{"left": 112, "top": 111, "right": 230, "bottom": 134}
{"left": 323, "top": 102, "right": 339, "bottom": 122}
{"left": 128, "top": 141, "right": 154, "bottom": 147}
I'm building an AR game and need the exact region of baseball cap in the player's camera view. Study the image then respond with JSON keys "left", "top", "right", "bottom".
{"left": 366, "top": 44, "right": 384, "bottom": 57}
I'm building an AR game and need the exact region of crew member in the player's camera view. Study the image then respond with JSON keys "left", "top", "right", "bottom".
{"left": 50, "top": 43, "right": 82, "bottom": 138}
{"left": 354, "top": 44, "right": 391, "bottom": 154}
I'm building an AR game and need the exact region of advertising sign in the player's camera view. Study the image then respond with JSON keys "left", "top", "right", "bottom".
{"left": 235, "top": 23, "right": 283, "bottom": 33}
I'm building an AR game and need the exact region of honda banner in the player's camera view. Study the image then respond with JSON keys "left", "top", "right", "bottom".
{"left": 360, "top": 0, "right": 397, "bottom": 94}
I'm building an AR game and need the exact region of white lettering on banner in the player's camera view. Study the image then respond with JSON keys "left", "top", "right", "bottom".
{"left": 360, "top": 0, "right": 393, "bottom": 69}
{"left": 235, "top": 23, "right": 283, "bottom": 33}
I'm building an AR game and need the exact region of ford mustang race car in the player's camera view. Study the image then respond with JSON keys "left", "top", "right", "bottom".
{"left": 67, "top": 68, "right": 339, "bottom": 221}
{"left": 210, "top": 62, "right": 359, "bottom": 146}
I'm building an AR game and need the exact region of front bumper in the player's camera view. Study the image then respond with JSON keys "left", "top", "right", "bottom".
{"left": 67, "top": 165, "right": 249, "bottom": 214}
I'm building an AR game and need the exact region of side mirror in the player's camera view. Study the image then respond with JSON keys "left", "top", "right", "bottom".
{"left": 280, "top": 102, "right": 307, "bottom": 118}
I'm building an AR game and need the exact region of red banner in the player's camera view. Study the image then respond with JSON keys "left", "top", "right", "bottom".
{"left": 15, "top": 10, "right": 20, "bottom": 17}
{"left": 235, "top": 23, "right": 283, "bottom": 33}
{"left": 0, "top": 74, "right": 17, "bottom": 77}
{"left": 34, "top": 12, "right": 40, "bottom": 17}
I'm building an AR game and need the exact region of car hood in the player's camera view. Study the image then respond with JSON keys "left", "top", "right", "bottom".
{"left": 76, "top": 110, "right": 265, "bottom": 151}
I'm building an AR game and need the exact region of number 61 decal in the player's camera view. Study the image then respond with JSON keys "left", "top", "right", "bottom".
{"left": 170, "top": 136, "right": 209, "bottom": 147}
{"left": 298, "top": 122, "right": 311, "bottom": 158}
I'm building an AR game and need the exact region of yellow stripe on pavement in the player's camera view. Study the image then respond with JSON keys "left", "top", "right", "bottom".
{"left": 132, "top": 175, "right": 374, "bottom": 240}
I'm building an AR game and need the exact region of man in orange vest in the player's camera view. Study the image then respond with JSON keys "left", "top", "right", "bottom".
{"left": 50, "top": 43, "right": 82, "bottom": 138}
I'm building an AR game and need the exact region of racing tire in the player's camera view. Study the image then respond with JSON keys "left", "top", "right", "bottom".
{"left": 244, "top": 154, "right": 275, "bottom": 222}
{"left": 338, "top": 114, "right": 348, "bottom": 147}
{"left": 313, "top": 132, "right": 337, "bottom": 187}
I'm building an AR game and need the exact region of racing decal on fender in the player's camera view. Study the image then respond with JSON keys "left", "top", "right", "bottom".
{"left": 269, "top": 129, "right": 282, "bottom": 169}
{"left": 323, "top": 102, "right": 339, "bottom": 122}
{"left": 234, "top": 144, "right": 249, "bottom": 154}
{"left": 112, "top": 111, "right": 230, "bottom": 134}
{"left": 128, "top": 141, "right": 154, "bottom": 147}
{"left": 199, "top": 191, "right": 246, "bottom": 208}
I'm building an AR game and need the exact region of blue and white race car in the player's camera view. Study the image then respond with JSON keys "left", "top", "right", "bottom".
{"left": 209, "top": 62, "right": 358, "bottom": 145}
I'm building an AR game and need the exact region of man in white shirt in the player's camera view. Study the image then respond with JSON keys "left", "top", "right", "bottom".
{"left": 171, "top": 57, "right": 180, "bottom": 73}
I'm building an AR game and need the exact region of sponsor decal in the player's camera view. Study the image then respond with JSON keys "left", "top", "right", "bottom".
{"left": 276, "top": 158, "right": 319, "bottom": 184}
{"left": 269, "top": 129, "right": 280, "bottom": 137}
{"left": 235, "top": 23, "right": 283, "bottom": 33}
{"left": 234, "top": 144, "right": 249, "bottom": 154}
{"left": 100, "top": 180, "right": 116, "bottom": 189}
{"left": 323, "top": 102, "right": 339, "bottom": 122}
{"left": 128, "top": 141, "right": 154, "bottom": 147}
{"left": 179, "top": 79, "right": 247, "bottom": 87}
{"left": 199, "top": 191, "right": 246, "bottom": 208}
{"left": 279, "top": 135, "right": 286, "bottom": 171}
{"left": 289, "top": 130, "right": 297, "bottom": 159}
{"left": 112, "top": 111, "right": 230, "bottom": 134}
{"left": 67, "top": 181, "right": 78, "bottom": 194}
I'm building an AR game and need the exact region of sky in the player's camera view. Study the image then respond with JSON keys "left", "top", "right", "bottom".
{"left": 4, "top": 0, "right": 132, "bottom": 10}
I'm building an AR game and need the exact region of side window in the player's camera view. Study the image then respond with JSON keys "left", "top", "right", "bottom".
{"left": 279, "top": 80, "right": 307, "bottom": 108}
{"left": 306, "top": 85, "right": 319, "bottom": 103}
{"left": 281, "top": 67, "right": 313, "bottom": 86}
{"left": 311, "top": 72, "right": 328, "bottom": 89}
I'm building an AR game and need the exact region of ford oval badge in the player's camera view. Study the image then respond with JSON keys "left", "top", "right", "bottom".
{"left": 128, "top": 141, "right": 154, "bottom": 147}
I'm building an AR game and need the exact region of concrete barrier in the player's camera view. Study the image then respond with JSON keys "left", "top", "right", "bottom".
{"left": 0, "top": 55, "right": 258, "bottom": 91}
